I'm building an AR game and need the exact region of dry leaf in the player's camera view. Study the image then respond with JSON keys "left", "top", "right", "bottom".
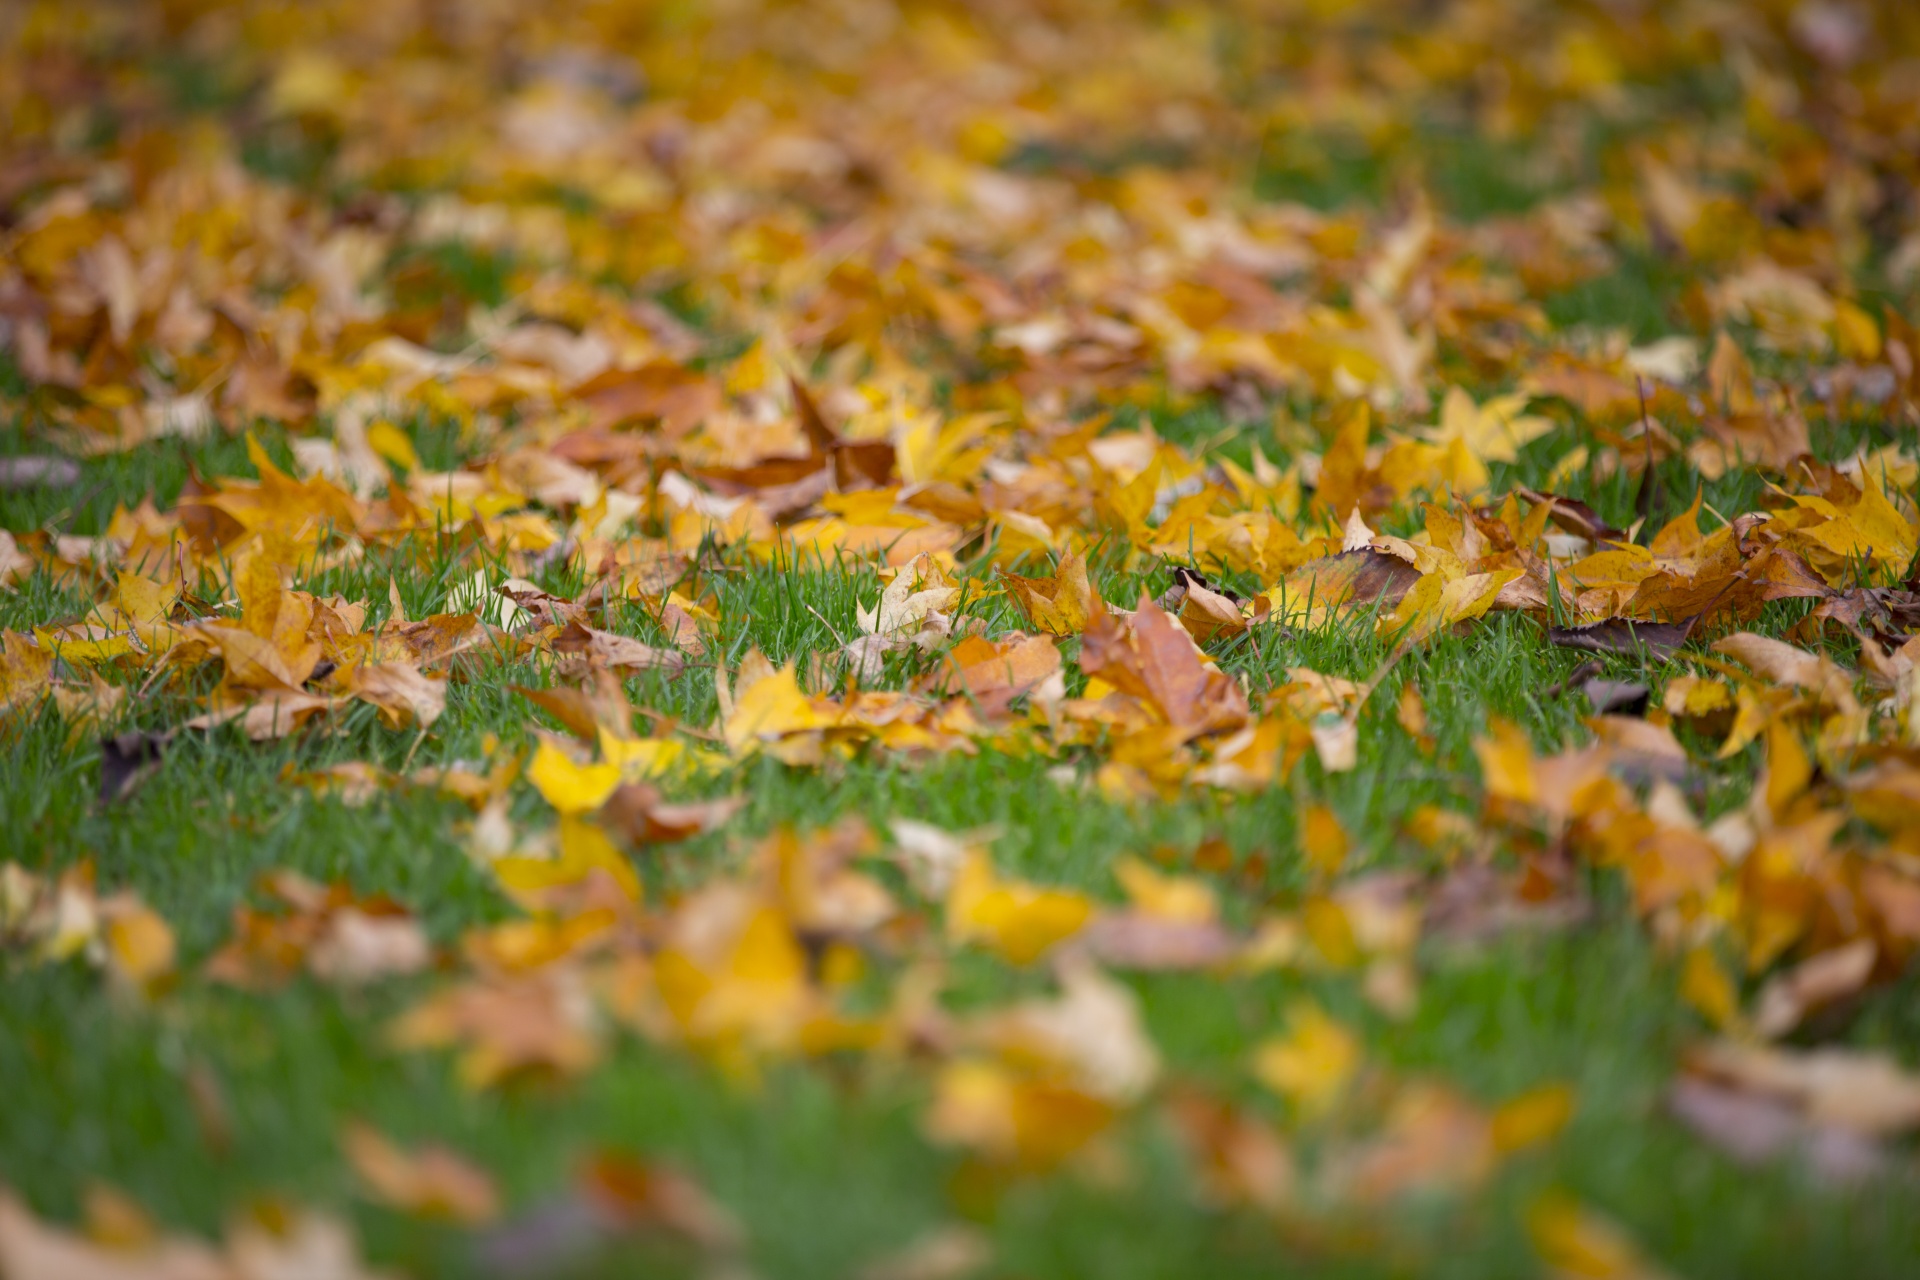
{"left": 342, "top": 1122, "right": 500, "bottom": 1224}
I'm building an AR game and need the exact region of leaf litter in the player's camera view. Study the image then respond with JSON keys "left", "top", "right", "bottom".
{"left": 1, "top": 0, "right": 1920, "bottom": 1273}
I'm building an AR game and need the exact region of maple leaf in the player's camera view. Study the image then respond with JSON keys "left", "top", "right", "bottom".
{"left": 392, "top": 972, "right": 603, "bottom": 1090}
{"left": 857, "top": 552, "right": 959, "bottom": 637}
{"left": 206, "top": 872, "right": 428, "bottom": 989}
{"left": 924, "top": 1060, "right": 1117, "bottom": 1173}
{"left": 1420, "top": 387, "right": 1555, "bottom": 474}
{"left": 1262, "top": 550, "right": 1421, "bottom": 628}
{"left": 526, "top": 737, "right": 623, "bottom": 815}
{"left": 1002, "top": 548, "right": 1102, "bottom": 635}
{"left": 1251, "top": 1000, "right": 1362, "bottom": 1116}
{"left": 341, "top": 1122, "right": 500, "bottom": 1224}
{"left": 970, "top": 958, "right": 1161, "bottom": 1103}
{"left": 0, "top": 863, "right": 174, "bottom": 996}
{"left": 946, "top": 849, "right": 1094, "bottom": 966}
{"left": 338, "top": 662, "right": 446, "bottom": 729}
{"left": 0, "top": 1187, "right": 396, "bottom": 1280}
{"left": 1079, "top": 596, "right": 1249, "bottom": 742}
{"left": 721, "top": 654, "right": 831, "bottom": 761}
{"left": 1529, "top": 1191, "right": 1675, "bottom": 1280}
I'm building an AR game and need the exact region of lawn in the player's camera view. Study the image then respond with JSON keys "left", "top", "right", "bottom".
{"left": 3, "top": 2, "right": 1920, "bottom": 1278}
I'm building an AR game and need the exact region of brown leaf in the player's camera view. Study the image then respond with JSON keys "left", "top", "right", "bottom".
{"left": 207, "top": 874, "right": 429, "bottom": 989}
{"left": 656, "top": 600, "right": 708, "bottom": 658}
{"left": 1667, "top": 1076, "right": 1886, "bottom": 1187}
{"left": 1003, "top": 548, "right": 1102, "bottom": 635}
{"left": 99, "top": 730, "right": 175, "bottom": 805}
{"left": 1712, "top": 632, "right": 1859, "bottom": 709}
{"left": 788, "top": 373, "right": 895, "bottom": 488}
{"left": 1584, "top": 679, "right": 1651, "bottom": 716}
{"left": 1080, "top": 597, "right": 1249, "bottom": 741}
{"left": 1271, "top": 549, "right": 1422, "bottom": 617}
{"left": 599, "top": 784, "right": 745, "bottom": 844}
{"left": 1514, "top": 487, "right": 1628, "bottom": 544}
{"left": 577, "top": 361, "right": 721, "bottom": 436}
{"left": 549, "top": 620, "right": 685, "bottom": 677}
{"left": 1684, "top": 1040, "right": 1920, "bottom": 1136}
{"left": 857, "top": 1225, "right": 992, "bottom": 1280}
{"left": 1586, "top": 714, "right": 1691, "bottom": 787}
{"left": 0, "top": 456, "right": 81, "bottom": 490}
{"left": 1176, "top": 578, "right": 1248, "bottom": 644}
{"left": 1750, "top": 939, "right": 1877, "bottom": 1040}
{"left": 943, "top": 633, "right": 1061, "bottom": 703}
{"left": 1164, "top": 1088, "right": 1295, "bottom": 1212}
{"left": 185, "top": 690, "right": 342, "bottom": 741}
{"left": 342, "top": 663, "right": 446, "bottom": 729}
{"left": 391, "top": 974, "right": 602, "bottom": 1090}
{"left": 1548, "top": 616, "right": 1698, "bottom": 661}
{"left": 1808, "top": 588, "right": 1920, "bottom": 644}
{"left": 576, "top": 1152, "right": 742, "bottom": 1250}
{"left": 1423, "top": 863, "right": 1589, "bottom": 945}
{"left": 0, "top": 1187, "right": 394, "bottom": 1280}
{"left": 1078, "top": 913, "right": 1239, "bottom": 971}
{"left": 514, "top": 684, "right": 605, "bottom": 742}
{"left": 0, "top": 1187, "right": 228, "bottom": 1280}
{"left": 342, "top": 1122, "right": 500, "bottom": 1224}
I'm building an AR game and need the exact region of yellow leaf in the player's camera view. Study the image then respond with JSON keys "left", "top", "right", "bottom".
{"left": 366, "top": 420, "right": 422, "bottom": 472}
{"left": 1833, "top": 298, "right": 1881, "bottom": 362}
{"left": 103, "top": 902, "right": 175, "bottom": 992}
{"left": 1680, "top": 947, "right": 1739, "bottom": 1029}
{"left": 1529, "top": 1191, "right": 1673, "bottom": 1280}
{"left": 1474, "top": 718, "right": 1539, "bottom": 807}
{"left": 723, "top": 659, "right": 826, "bottom": 755}
{"left": 1114, "top": 857, "right": 1216, "bottom": 924}
{"left": 654, "top": 903, "right": 813, "bottom": 1056}
{"left": 947, "top": 850, "right": 1093, "bottom": 965}
{"left": 924, "top": 1059, "right": 1115, "bottom": 1171}
{"left": 1251, "top": 1000, "right": 1361, "bottom": 1116}
{"left": 1300, "top": 804, "right": 1349, "bottom": 876}
{"left": 598, "top": 729, "right": 723, "bottom": 780}
{"left": 1302, "top": 896, "right": 1359, "bottom": 968}
{"left": 1315, "top": 399, "right": 1372, "bottom": 521}
{"left": 1422, "top": 387, "right": 1555, "bottom": 467}
{"left": 858, "top": 552, "right": 959, "bottom": 637}
{"left": 268, "top": 51, "right": 350, "bottom": 117}
{"left": 1003, "top": 547, "right": 1099, "bottom": 635}
{"left": 526, "top": 739, "right": 621, "bottom": 815}
{"left": 1492, "top": 1084, "right": 1576, "bottom": 1153}
{"left": 113, "top": 571, "right": 178, "bottom": 627}
{"left": 562, "top": 815, "right": 643, "bottom": 903}
{"left": 1380, "top": 568, "right": 1518, "bottom": 645}
{"left": 1762, "top": 720, "right": 1812, "bottom": 820}
{"left": 1395, "top": 682, "right": 1428, "bottom": 739}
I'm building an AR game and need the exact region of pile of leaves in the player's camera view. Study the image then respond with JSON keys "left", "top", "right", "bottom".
{"left": 3, "top": 0, "right": 1920, "bottom": 1275}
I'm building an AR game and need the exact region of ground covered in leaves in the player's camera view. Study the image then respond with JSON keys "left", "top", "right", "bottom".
{"left": 4, "top": 1, "right": 1920, "bottom": 1276}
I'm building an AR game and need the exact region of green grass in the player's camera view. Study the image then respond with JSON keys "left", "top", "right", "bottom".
{"left": 4, "top": 380, "right": 1919, "bottom": 1279}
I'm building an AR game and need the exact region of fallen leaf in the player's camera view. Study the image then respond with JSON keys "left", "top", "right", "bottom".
{"left": 947, "top": 850, "right": 1094, "bottom": 966}
{"left": 526, "top": 738, "right": 622, "bottom": 815}
{"left": 342, "top": 1122, "right": 500, "bottom": 1224}
{"left": 0, "top": 456, "right": 81, "bottom": 490}
{"left": 857, "top": 1225, "right": 992, "bottom": 1280}
{"left": 1750, "top": 940, "right": 1876, "bottom": 1040}
{"left": 1549, "top": 617, "right": 1699, "bottom": 662}
{"left": 341, "top": 662, "right": 446, "bottom": 729}
{"left": 1251, "top": 1000, "right": 1362, "bottom": 1116}
{"left": 1667, "top": 1076, "right": 1886, "bottom": 1187}
{"left": 1684, "top": 1040, "right": 1920, "bottom": 1136}
{"left": 99, "top": 730, "right": 175, "bottom": 805}
{"left": 1528, "top": 1191, "right": 1676, "bottom": 1280}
